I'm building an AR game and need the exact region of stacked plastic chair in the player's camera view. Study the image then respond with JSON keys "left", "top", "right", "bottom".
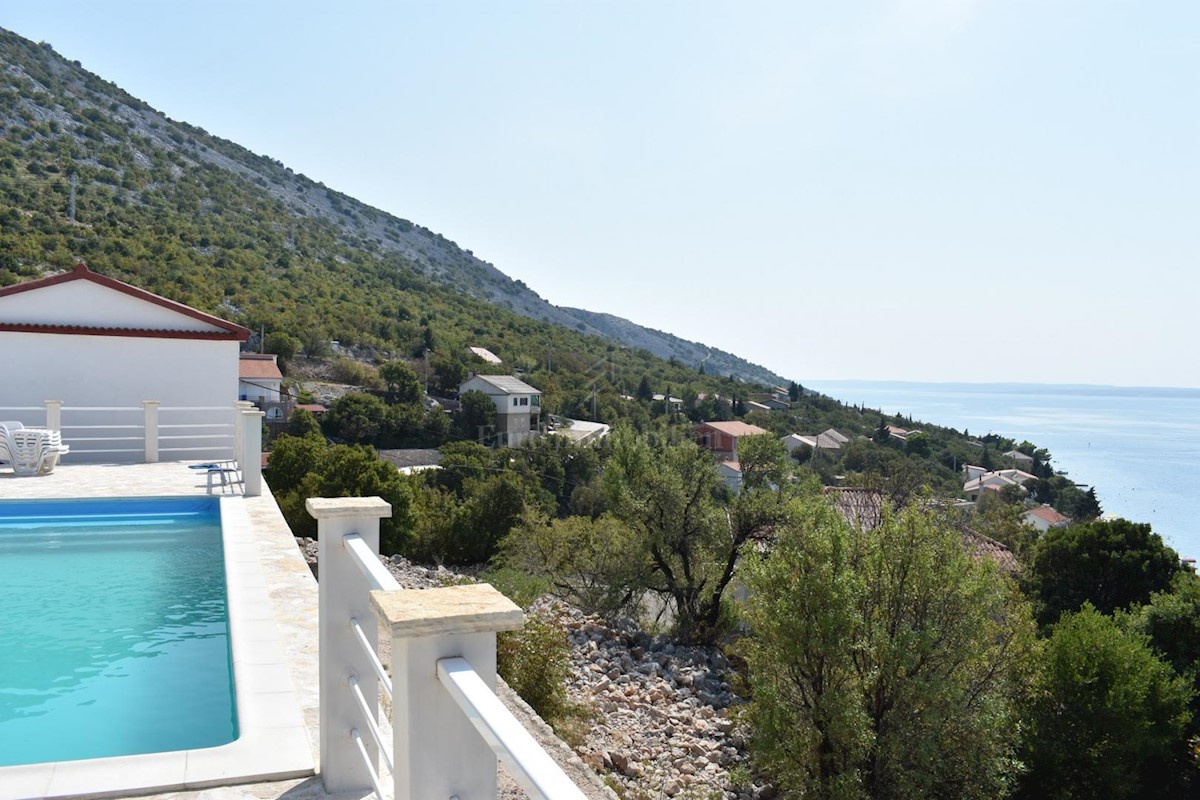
{"left": 5, "top": 427, "right": 69, "bottom": 476}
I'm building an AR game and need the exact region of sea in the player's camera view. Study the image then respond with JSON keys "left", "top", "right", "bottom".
{"left": 805, "top": 381, "right": 1200, "bottom": 562}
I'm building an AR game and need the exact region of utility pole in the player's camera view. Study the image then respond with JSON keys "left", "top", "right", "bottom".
{"left": 68, "top": 172, "right": 76, "bottom": 222}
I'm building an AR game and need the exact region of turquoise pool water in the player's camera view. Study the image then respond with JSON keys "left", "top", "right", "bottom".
{"left": 0, "top": 497, "right": 238, "bottom": 767}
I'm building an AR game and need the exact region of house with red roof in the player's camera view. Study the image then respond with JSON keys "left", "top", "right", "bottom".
{"left": 695, "top": 420, "right": 769, "bottom": 461}
{"left": 239, "top": 353, "right": 283, "bottom": 404}
{"left": 1023, "top": 505, "right": 1071, "bottom": 533}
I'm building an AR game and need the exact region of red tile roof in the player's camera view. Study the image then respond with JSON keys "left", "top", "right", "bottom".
{"left": 699, "top": 420, "right": 770, "bottom": 437}
{"left": 0, "top": 262, "right": 250, "bottom": 341}
{"left": 1027, "top": 506, "right": 1070, "bottom": 526}
{"left": 239, "top": 355, "right": 283, "bottom": 380}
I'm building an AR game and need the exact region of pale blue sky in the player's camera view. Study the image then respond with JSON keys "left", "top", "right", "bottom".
{"left": 3, "top": 2, "right": 1197, "bottom": 387}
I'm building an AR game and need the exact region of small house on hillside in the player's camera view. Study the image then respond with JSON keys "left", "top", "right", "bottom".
{"left": 963, "top": 468, "right": 1038, "bottom": 502}
{"left": 963, "top": 464, "right": 989, "bottom": 482}
{"left": 1024, "top": 505, "right": 1071, "bottom": 533}
{"left": 783, "top": 428, "right": 849, "bottom": 456}
{"left": 239, "top": 354, "right": 283, "bottom": 403}
{"left": 695, "top": 420, "right": 769, "bottom": 461}
{"left": 468, "top": 346, "right": 502, "bottom": 365}
{"left": 1004, "top": 449, "right": 1035, "bottom": 470}
{"left": 459, "top": 374, "right": 542, "bottom": 446}
{"left": 717, "top": 461, "right": 743, "bottom": 493}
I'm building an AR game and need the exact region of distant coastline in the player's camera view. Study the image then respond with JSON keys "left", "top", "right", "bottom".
{"left": 807, "top": 379, "right": 1200, "bottom": 400}
{"left": 805, "top": 379, "right": 1200, "bottom": 560}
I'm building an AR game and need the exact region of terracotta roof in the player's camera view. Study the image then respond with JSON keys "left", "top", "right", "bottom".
{"left": 295, "top": 403, "right": 327, "bottom": 414}
{"left": 0, "top": 262, "right": 250, "bottom": 341}
{"left": 239, "top": 355, "right": 282, "bottom": 380}
{"left": 961, "top": 527, "right": 1021, "bottom": 574}
{"left": 699, "top": 420, "right": 769, "bottom": 437}
{"left": 1026, "top": 506, "right": 1070, "bottom": 526}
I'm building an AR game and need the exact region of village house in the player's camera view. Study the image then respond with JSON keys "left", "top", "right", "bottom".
{"left": 782, "top": 428, "right": 849, "bottom": 456}
{"left": 239, "top": 352, "right": 283, "bottom": 400}
{"left": 1004, "top": 449, "right": 1035, "bottom": 470}
{"left": 652, "top": 393, "right": 684, "bottom": 413}
{"left": 694, "top": 420, "right": 770, "bottom": 461}
{"left": 963, "top": 468, "right": 1038, "bottom": 502}
{"left": 717, "top": 460, "right": 743, "bottom": 493}
{"left": 467, "top": 345, "right": 502, "bottom": 365}
{"left": 458, "top": 373, "right": 542, "bottom": 446}
{"left": 1024, "top": 504, "right": 1071, "bottom": 533}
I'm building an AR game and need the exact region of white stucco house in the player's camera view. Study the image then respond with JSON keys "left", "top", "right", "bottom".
{"left": 239, "top": 353, "right": 283, "bottom": 403}
{"left": 458, "top": 373, "right": 542, "bottom": 446}
{"left": 0, "top": 262, "right": 250, "bottom": 461}
{"left": 1023, "top": 505, "right": 1071, "bottom": 533}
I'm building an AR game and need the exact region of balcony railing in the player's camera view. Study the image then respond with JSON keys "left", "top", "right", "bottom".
{"left": 0, "top": 400, "right": 264, "bottom": 495}
{"left": 308, "top": 497, "right": 587, "bottom": 799}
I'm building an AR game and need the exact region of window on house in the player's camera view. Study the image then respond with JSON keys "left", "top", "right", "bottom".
{"left": 531, "top": 396, "right": 540, "bottom": 407}
{"left": 513, "top": 398, "right": 519, "bottom": 407}
{"left": 520, "top": 397, "right": 529, "bottom": 406}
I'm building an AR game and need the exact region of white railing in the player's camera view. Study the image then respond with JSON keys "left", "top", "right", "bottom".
{"left": 308, "top": 497, "right": 588, "bottom": 800}
{"left": 0, "top": 400, "right": 264, "bottom": 496}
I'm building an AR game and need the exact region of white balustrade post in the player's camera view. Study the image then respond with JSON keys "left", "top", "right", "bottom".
{"left": 44, "top": 400, "right": 62, "bottom": 432}
{"left": 372, "top": 584, "right": 524, "bottom": 800}
{"left": 143, "top": 401, "right": 159, "bottom": 463}
{"left": 240, "top": 408, "right": 265, "bottom": 497}
{"left": 234, "top": 401, "right": 255, "bottom": 465}
{"left": 307, "top": 497, "right": 393, "bottom": 794}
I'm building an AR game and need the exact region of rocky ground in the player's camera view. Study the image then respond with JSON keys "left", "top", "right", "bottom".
{"left": 296, "top": 540, "right": 774, "bottom": 800}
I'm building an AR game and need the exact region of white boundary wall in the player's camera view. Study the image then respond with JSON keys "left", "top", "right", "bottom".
{"left": 0, "top": 332, "right": 240, "bottom": 462}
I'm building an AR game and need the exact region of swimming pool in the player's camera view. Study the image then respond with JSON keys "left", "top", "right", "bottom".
{"left": 0, "top": 497, "right": 237, "bottom": 767}
{"left": 0, "top": 491, "right": 313, "bottom": 800}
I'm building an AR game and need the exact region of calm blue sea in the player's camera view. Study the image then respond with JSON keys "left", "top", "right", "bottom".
{"left": 806, "top": 381, "right": 1200, "bottom": 561}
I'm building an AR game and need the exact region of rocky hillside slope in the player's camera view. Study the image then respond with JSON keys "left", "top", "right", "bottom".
{"left": 0, "top": 29, "right": 784, "bottom": 386}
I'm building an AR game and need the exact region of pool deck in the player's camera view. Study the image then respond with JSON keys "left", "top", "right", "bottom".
{"left": 0, "top": 462, "right": 371, "bottom": 800}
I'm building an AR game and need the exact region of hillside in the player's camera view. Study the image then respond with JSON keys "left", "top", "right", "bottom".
{"left": 0, "top": 29, "right": 783, "bottom": 386}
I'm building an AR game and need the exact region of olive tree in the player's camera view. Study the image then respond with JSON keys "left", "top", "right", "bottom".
{"left": 741, "top": 499, "right": 1038, "bottom": 800}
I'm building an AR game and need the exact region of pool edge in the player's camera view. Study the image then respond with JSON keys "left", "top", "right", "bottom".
{"left": 0, "top": 495, "right": 316, "bottom": 800}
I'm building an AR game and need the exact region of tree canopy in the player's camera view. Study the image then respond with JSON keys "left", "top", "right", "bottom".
{"left": 1027, "top": 518, "right": 1182, "bottom": 627}
{"left": 741, "top": 499, "right": 1037, "bottom": 800}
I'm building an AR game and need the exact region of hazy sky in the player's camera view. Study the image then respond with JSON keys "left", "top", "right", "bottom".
{"left": 4, "top": 2, "right": 1197, "bottom": 387}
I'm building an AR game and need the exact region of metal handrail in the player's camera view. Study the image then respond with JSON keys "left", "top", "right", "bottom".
{"left": 343, "top": 534, "right": 401, "bottom": 592}
{"left": 350, "top": 727, "right": 386, "bottom": 800}
{"left": 437, "top": 657, "right": 588, "bottom": 800}
{"left": 348, "top": 674, "right": 393, "bottom": 774}
{"left": 350, "top": 617, "right": 393, "bottom": 699}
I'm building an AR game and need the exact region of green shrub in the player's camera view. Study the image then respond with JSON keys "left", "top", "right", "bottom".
{"left": 497, "top": 609, "right": 573, "bottom": 726}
